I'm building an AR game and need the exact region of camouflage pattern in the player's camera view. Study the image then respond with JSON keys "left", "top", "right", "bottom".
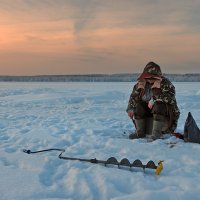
{"left": 142, "top": 62, "right": 162, "bottom": 77}
{"left": 127, "top": 63, "right": 180, "bottom": 132}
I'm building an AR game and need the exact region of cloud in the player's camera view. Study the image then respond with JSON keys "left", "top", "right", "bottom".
{"left": 0, "top": 0, "right": 200, "bottom": 74}
{"left": 66, "top": 0, "right": 100, "bottom": 34}
{"left": 1, "top": 0, "right": 200, "bottom": 31}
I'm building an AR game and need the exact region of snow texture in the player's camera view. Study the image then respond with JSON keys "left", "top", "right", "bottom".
{"left": 0, "top": 82, "right": 200, "bottom": 200}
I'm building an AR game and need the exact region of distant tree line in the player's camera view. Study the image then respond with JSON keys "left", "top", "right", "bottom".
{"left": 0, "top": 74, "right": 200, "bottom": 82}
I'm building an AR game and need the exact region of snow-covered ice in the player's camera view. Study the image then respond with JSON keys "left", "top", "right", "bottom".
{"left": 0, "top": 82, "right": 200, "bottom": 200}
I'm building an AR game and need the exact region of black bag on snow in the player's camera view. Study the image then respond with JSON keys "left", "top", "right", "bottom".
{"left": 184, "top": 112, "right": 200, "bottom": 143}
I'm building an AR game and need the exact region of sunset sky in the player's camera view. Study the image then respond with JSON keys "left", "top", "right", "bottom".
{"left": 0, "top": 0, "right": 200, "bottom": 75}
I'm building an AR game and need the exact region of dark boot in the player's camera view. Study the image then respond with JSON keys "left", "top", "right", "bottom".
{"left": 151, "top": 120, "right": 165, "bottom": 140}
{"left": 162, "top": 120, "right": 169, "bottom": 133}
{"left": 129, "top": 119, "right": 146, "bottom": 139}
{"left": 145, "top": 117, "right": 153, "bottom": 135}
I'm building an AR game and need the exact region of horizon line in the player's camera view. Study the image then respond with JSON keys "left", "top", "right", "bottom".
{"left": 0, "top": 72, "right": 200, "bottom": 77}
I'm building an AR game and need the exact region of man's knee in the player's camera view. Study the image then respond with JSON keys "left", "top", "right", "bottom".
{"left": 134, "top": 102, "right": 152, "bottom": 119}
{"left": 152, "top": 102, "right": 168, "bottom": 122}
{"left": 152, "top": 102, "right": 167, "bottom": 116}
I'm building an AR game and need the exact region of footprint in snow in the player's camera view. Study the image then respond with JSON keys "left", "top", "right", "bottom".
{"left": 39, "top": 158, "right": 64, "bottom": 187}
{"left": 0, "top": 157, "right": 16, "bottom": 168}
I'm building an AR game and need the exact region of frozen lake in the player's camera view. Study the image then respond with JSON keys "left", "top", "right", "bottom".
{"left": 0, "top": 82, "right": 200, "bottom": 200}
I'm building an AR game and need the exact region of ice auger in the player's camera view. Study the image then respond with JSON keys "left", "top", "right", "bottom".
{"left": 23, "top": 148, "right": 163, "bottom": 175}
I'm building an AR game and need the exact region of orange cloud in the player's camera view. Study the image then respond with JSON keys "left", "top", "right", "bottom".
{"left": 0, "top": 19, "right": 78, "bottom": 53}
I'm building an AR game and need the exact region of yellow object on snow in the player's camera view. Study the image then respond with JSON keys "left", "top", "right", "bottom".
{"left": 155, "top": 160, "right": 164, "bottom": 175}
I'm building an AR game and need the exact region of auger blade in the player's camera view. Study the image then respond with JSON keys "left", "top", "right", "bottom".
{"left": 119, "top": 158, "right": 131, "bottom": 167}
{"left": 145, "top": 160, "right": 157, "bottom": 169}
{"left": 132, "top": 159, "right": 143, "bottom": 168}
{"left": 105, "top": 157, "right": 119, "bottom": 166}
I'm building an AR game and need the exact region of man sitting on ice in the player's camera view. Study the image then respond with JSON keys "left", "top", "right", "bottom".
{"left": 127, "top": 61, "right": 180, "bottom": 140}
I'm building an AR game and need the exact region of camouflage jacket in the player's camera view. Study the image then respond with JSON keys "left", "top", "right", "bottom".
{"left": 127, "top": 77, "right": 180, "bottom": 132}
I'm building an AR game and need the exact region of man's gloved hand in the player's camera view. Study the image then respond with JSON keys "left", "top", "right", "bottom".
{"left": 128, "top": 111, "right": 134, "bottom": 119}
{"left": 148, "top": 99, "right": 154, "bottom": 109}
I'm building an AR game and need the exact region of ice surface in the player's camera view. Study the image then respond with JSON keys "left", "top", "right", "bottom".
{"left": 0, "top": 82, "right": 200, "bottom": 200}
